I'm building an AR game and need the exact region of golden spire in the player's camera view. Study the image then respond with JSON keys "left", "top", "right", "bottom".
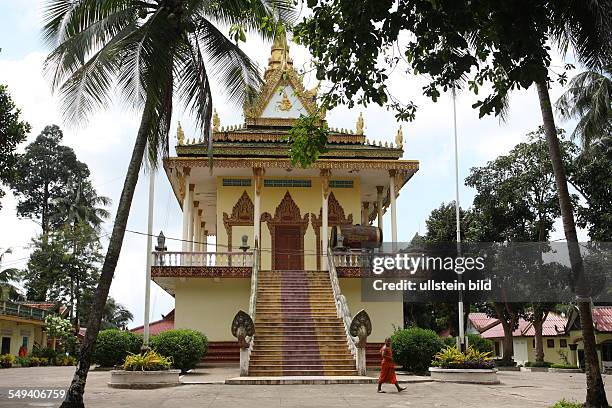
{"left": 356, "top": 112, "right": 364, "bottom": 135}
{"left": 267, "top": 25, "right": 293, "bottom": 71}
{"left": 177, "top": 121, "right": 185, "bottom": 145}
{"left": 395, "top": 125, "right": 404, "bottom": 149}
{"left": 212, "top": 109, "right": 220, "bottom": 132}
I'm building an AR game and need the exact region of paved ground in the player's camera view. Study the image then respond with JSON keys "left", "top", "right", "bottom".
{"left": 0, "top": 365, "right": 607, "bottom": 407}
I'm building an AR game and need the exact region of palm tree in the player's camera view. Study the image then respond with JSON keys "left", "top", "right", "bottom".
{"left": 555, "top": 67, "right": 612, "bottom": 148}
{"left": 101, "top": 297, "right": 134, "bottom": 330}
{"left": 43, "top": 1, "right": 292, "bottom": 406}
{"left": 52, "top": 179, "right": 111, "bottom": 232}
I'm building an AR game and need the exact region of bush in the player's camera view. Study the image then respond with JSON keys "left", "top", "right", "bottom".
{"left": 442, "top": 336, "right": 456, "bottom": 348}
{"left": 550, "top": 400, "right": 582, "bottom": 408}
{"left": 16, "top": 356, "right": 32, "bottom": 367}
{"left": 391, "top": 327, "right": 444, "bottom": 374}
{"left": 30, "top": 357, "right": 49, "bottom": 366}
{"left": 0, "top": 354, "right": 16, "bottom": 368}
{"left": 466, "top": 334, "right": 494, "bottom": 354}
{"left": 525, "top": 361, "right": 552, "bottom": 368}
{"left": 31, "top": 346, "right": 57, "bottom": 361}
{"left": 54, "top": 355, "right": 77, "bottom": 366}
{"left": 432, "top": 346, "right": 494, "bottom": 369}
{"left": 123, "top": 351, "right": 172, "bottom": 371}
{"left": 550, "top": 363, "right": 579, "bottom": 369}
{"left": 93, "top": 329, "right": 142, "bottom": 367}
{"left": 151, "top": 329, "right": 208, "bottom": 373}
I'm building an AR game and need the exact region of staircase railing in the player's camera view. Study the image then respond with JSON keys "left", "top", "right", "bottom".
{"left": 327, "top": 248, "right": 357, "bottom": 359}
{"left": 246, "top": 244, "right": 259, "bottom": 375}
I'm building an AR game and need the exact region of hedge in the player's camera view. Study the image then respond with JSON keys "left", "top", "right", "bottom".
{"left": 92, "top": 329, "right": 142, "bottom": 367}
{"left": 466, "top": 334, "right": 494, "bottom": 354}
{"left": 151, "top": 329, "right": 208, "bottom": 373}
{"left": 391, "top": 327, "right": 444, "bottom": 374}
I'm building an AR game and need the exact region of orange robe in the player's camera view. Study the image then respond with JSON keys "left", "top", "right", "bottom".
{"left": 378, "top": 345, "right": 397, "bottom": 384}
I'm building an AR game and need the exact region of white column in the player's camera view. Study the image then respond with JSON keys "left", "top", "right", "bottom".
{"left": 181, "top": 169, "right": 192, "bottom": 252}
{"left": 191, "top": 201, "right": 199, "bottom": 253}
{"left": 361, "top": 202, "right": 370, "bottom": 225}
{"left": 201, "top": 224, "right": 207, "bottom": 252}
{"left": 188, "top": 198, "right": 195, "bottom": 253}
{"left": 321, "top": 169, "right": 330, "bottom": 271}
{"left": 253, "top": 168, "right": 264, "bottom": 248}
{"left": 196, "top": 209, "right": 203, "bottom": 251}
{"left": 389, "top": 170, "right": 397, "bottom": 243}
{"left": 376, "top": 186, "right": 384, "bottom": 232}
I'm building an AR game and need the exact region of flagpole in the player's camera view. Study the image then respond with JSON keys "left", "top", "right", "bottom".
{"left": 143, "top": 168, "right": 155, "bottom": 348}
{"left": 452, "top": 87, "right": 465, "bottom": 351}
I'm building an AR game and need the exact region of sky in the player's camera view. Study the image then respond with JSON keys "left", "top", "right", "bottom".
{"left": 0, "top": 1, "right": 586, "bottom": 328}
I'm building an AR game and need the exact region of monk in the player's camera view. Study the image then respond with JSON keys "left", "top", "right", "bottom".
{"left": 377, "top": 337, "right": 405, "bottom": 393}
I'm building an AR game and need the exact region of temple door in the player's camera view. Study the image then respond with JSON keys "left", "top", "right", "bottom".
{"left": 274, "top": 225, "right": 303, "bottom": 270}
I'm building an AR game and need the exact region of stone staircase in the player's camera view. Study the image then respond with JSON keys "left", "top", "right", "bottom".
{"left": 249, "top": 270, "right": 357, "bottom": 376}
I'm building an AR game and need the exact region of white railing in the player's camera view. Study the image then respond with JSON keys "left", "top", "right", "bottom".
{"left": 152, "top": 251, "right": 254, "bottom": 267}
{"left": 327, "top": 248, "right": 358, "bottom": 359}
{"left": 246, "top": 245, "right": 259, "bottom": 375}
{"left": 332, "top": 251, "right": 366, "bottom": 267}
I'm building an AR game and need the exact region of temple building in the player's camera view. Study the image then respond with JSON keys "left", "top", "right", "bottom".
{"left": 151, "top": 34, "right": 419, "bottom": 376}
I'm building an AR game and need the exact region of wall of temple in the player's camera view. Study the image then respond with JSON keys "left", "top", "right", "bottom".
{"left": 339, "top": 278, "right": 403, "bottom": 342}
{"left": 215, "top": 176, "right": 361, "bottom": 271}
{"left": 174, "top": 278, "right": 251, "bottom": 341}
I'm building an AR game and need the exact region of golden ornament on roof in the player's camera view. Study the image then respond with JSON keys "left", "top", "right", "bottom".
{"left": 277, "top": 90, "right": 293, "bottom": 111}
{"left": 395, "top": 125, "right": 404, "bottom": 149}
{"left": 212, "top": 109, "right": 220, "bottom": 132}
{"left": 356, "top": 112, "right": 364, "bottom": 135}
{"left": 177, "top": 121, "right": 185, "bottom": 145}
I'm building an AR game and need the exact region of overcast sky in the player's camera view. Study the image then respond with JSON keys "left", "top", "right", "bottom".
{"left": 0, "top": 0, "right": 585, "bottom": 327}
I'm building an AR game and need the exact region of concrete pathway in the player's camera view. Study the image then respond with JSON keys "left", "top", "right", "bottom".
{"left": 0, "top": 366, "right": 605, "bottom": 407}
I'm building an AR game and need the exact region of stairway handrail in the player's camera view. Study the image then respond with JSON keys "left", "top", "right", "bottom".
{"left": 246, "top": 244, "right": 259, "bottom": 374}
{"left": 327, "top": 248, "right": 358, "bottom": 358}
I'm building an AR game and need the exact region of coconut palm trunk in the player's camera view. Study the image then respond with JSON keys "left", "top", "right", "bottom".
{"left": 60, "top": 99, "right": 154, "bottom": 408}
{"left": 536, "top": 80, "right": 608, "bottom": 407}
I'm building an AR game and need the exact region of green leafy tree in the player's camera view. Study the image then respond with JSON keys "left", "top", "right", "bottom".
{"left": 45, "top": 314, "right": 73, "bottom": 350}
{"left": 79, "top": 295, "right": 133, "bottom": 330}
{"left": 52, "top": 179, "right": 111, "bottom": 232}
{"left": 295, "top": 2, "right": 610, "bottom": 404}
{"left": 556, "top": 67, "right": 612, "bottom": 148}
{"left": 0, "top": 84, "right": 30, "bottom": 209}
{"left": 42, "top": 1, "right": 293, "bottom": 405}
{"left": 568, "top": 137, "right": 612, "bottom": 241}
{"left": 10, "top": 125, "right": 89, "bottom": 235}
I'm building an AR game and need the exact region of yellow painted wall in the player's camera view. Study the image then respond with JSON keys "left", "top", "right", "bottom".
{"left": 174, "top": 278, "right": 250, "bottom": 341}
{"left": 339, "top": 278, "right": 403, "bottom": 342}
{"left": 0, "top": 318, "right": 45, "bottom": 356}
{"left": 526, "top": 336, "right": 573, "bottom": 365}
{"left": 215, "top": 177, "right": 361, "bottom": 271}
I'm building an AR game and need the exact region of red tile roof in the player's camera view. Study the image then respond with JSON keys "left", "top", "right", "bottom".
{"left": 480, "top": 313, "right": 567, "bottom": 339}
{"left": 468, "top": 313, "right": 499, "bottom": 332}
{"left": 592, "top": 307, "right": 612, "bottom": 332}
{"left": 130, "top": 309, "right": 175, "bottom": 336}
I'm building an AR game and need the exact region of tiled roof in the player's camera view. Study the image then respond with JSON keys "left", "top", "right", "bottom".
{"left": 468, "top": 313, "right": 499, "bottom": 333}
{"left": 480, "top": 313, "right": 567, "bottom": 339}
{"left": 130, "top": 309, "right": 175, "bottom": 336}
{"left": 592, "top": 307, "right": 612, "bottom": 332}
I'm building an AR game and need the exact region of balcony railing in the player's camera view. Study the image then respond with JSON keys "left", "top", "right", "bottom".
{"left": 152, "top": 251, "right": 254, "bottom": 267}
{"left": 1, "top": 301, "right": 46, "bottom": 321}
{"left": 331, "top": 250, "right": 370, "bottom": 267}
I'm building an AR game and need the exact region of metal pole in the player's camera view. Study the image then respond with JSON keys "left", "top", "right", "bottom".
{"left": 143, "top": 168, "right": 155, "bottom": 347}
{"left": 452, "top": 87, "right": 465, "bottom": 350}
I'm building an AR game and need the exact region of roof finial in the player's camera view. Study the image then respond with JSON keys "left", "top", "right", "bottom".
{"left": 395, "top": 125, "right": 404, "bottom": 149}
{"left": 212, "top": 109, "right": 220, "bottom": 132}
{"left": 177, "top": 121, "right": 185, "bottom": 145}
{"left": 268, "top": 24, "right": 292, "bottom": 71}
{"left": 356, "top": 112, "right": 364, "bottom": 135}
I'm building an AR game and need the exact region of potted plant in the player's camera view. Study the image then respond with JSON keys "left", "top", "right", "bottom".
{"left": 429, "top": 346, "right": 499, "bottom": 384}
{"left": 109, "top": 350, "right": 180, "bottom": 389}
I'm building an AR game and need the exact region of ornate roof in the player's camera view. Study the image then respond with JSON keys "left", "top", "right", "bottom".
{"left": 175, "top": 30, "right": 406, "bottom": 160}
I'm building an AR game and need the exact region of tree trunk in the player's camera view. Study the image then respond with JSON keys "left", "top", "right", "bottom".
{"left": 536, "top": 81, "right": 608, "bottom": 407}
{"left": 60, "top": 99, "right": 155, "bottom": 408}
{"left": 494, "top": 303, "right": 514, "bottom": 363}
{"left": 533, "top": 313, "right": 544, "bottom": 363}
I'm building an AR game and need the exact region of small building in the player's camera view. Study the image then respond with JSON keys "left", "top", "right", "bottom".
{"left": 0, "top": 301, "right": 49, "bottom": 355}
{"left": 468, "top": 312, "right": 572, "bottom": 366}
{"left": 564, "top": 306, "right": 612, "bottom": 371}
